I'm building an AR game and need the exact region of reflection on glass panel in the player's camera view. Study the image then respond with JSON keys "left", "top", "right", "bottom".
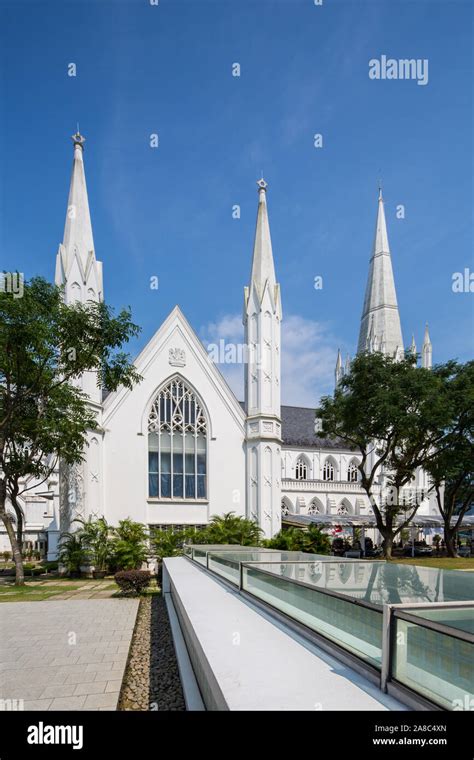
{"left": 242, "top": 565, "right": 383, "bottom": 667}
{"left": 208, "top": 554, "right": 240, "bottom": 584}
{"left": 393, "top": 616, "right": 474, "bottom": 710}
{"left": 403, "top": 606, "right": 474, "bottom": 635}
{"left": 245, "top": 561, "right": 474, "bottom": 607}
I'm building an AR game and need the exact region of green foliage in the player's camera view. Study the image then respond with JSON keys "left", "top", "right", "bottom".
{"left": 423, "top": 361, "right": 474, "bottom": 554}
{"left": 151, "top": 527, "right": 196, "bottom": 560}
{"left": 57, "top": 532, "right": 88, "bottom": 575}
{"left": 195, "top": 512, "right": 263, "bottom": 546}
{"left": 263, "top": 525, "right": 330, "bottom": 555}
{"left": 316, "top": 352, "right": 462, "bottom": 557}
{"left": 114, "top": 570, "right": 151, "bottom": 596}
{"left": 75, "top": 516, "right": 112, "bottom": 571}
{"left": 0, "top": 276, "right": 142, "bottom": 584}
{"left": 111, "top": 518, "right": 148, "bottom": 570}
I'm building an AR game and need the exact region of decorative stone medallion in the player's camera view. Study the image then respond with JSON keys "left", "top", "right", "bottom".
{"left": 169, "top": 348, "right": 186, "bottom": 367}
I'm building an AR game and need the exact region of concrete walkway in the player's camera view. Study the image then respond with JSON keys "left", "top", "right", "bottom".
{"left": 0, "top": 598, "right": 139, "bottom": 710}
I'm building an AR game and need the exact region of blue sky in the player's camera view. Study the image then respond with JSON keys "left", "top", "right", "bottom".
{"left": 0, "top": 0, "right": 472, "bottom": 405}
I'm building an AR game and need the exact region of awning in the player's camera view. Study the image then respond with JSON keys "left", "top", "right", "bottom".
{"left": 283, "top": 513, "right": 474, "bottom": 530}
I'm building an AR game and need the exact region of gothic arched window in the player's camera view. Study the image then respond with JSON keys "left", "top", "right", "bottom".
{"left": 322, "top": 460, "right": 335, "bottom": 481}
{"left": 347, "top": 461, "right": 358, "bottom": 482}
{"left": 308, "top": 499, "right": 321, "bottom": 515}
{"left": 295, "top": 457, "right": 308, "bottom": 481}
{"left": 148, "top": 378, "right": 207, "bottom": 500}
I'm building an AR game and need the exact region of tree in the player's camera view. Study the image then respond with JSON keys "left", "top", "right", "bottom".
{"left": 111, "top": 518, "right": 148, "bottom": 570}
{"left": 0, "top": 277, "right": 141, "bottom": 584}
{"left": 316, "top": 352, "right": 453, "bottom": 559}
{"left": 424, "top": 361, "right": 474, "bottom": 557}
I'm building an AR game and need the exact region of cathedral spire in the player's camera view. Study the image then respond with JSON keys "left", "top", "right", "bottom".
{"left": 422, "top": 323, "right": 432, "bottom": 369}
{"left": 335, "top": 348, "right": 343, "bottom": 387}
{"left": 249, "top": 178, "right": 277, "bottom": 300}
{"left": 62, "top": 131, "right": 95, "bottom": 270}
{"left": 243, "top": 178, "right": 282, "bottom": 538}
{"left": 357, "top": 187, "right": 404, "bottom": 358}
{"left": 55, "top": 132, "right": 103, "bottom": 305}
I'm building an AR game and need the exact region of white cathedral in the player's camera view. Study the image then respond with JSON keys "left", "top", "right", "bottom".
{"left": 1, "top": 133, "right": 438, "bottom": 560}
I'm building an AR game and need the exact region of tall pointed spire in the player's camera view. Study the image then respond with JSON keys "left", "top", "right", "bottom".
{"left": 55, "top": 131, "right": 103, "bottom": 305}
{"left": 63, "top": 131, "right": 95, "bottom": 270}
{"left": 357, "top": 188, "right": 403, "bottom": 357}
{"left": 410, "top": 334, "right": 417, "bottom": 357}
{"left": 243, "top": 178, "right": 282, "bottom": 539}
{"left": 422, "top": 323, "right": 432, "bottom": 369}
{"left": 335, "top": 349, "right": 343, "bottom": 387}
{"left": 248, "top": 178, "right": 277, "bottom": 299}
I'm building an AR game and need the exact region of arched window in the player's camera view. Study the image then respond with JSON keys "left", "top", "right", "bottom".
{"left": 148, "top": 378, "right": 207, "bottom": 500}
{"left": 295, "top": 457, "right": 308, "bottom": 481}
{"left": 322, "top": 459, "right": 335, "bottom": 481}
{"left": 347, "top": 461, "right": 358, "bottom": 482}
{"left": 337, "top": 504, "right": 349, "bottom": 515}
{"left": 308, "top": 499, "right": 321, "bottom": 515}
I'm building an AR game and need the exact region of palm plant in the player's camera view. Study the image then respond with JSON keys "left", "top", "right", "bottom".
{"left": 263, "top": 526, "right": 330, "bottom": 554}
{"left": 75, "top": 516, "right": 112, "bottom": 572}
{"left": 201, "top": 512, "right": 262, "bottom": 546}
{"left": 57, "top": 531, "right": 87, "bottom": 576}
{"left": 111, "top": 518, "right": 148, "bottom": 570}
{"left": 151, "top": 528, "right": 187, "bottom": 560}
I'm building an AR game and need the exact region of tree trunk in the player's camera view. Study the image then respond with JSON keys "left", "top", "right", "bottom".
{"left": 15, "top": 504, "right": 23, "bottom": 548}
{"left": 444, "top": 526, "right": 457, "bottom": 558}
{"left": 381, "top": 531, "right": 394, "bottom": 560}
{"left": 0, "top": 509, "right": 24, "bottom": 585}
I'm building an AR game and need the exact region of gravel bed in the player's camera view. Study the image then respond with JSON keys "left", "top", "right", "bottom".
{"left": 119, "top": 594, "right": 186, "bottom": 711}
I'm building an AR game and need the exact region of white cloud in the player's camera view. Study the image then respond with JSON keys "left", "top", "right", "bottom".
{"left": 200, "top": 312, "right": 345, "bottom": 407}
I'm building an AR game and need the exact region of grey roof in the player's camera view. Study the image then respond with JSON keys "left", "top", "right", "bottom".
{"left": 239, "top": 402, "right": 354, "bottom": 450}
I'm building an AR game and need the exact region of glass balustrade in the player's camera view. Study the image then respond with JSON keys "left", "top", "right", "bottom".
{"left": 392, "top": 607, "right": 474, "bottom": 711}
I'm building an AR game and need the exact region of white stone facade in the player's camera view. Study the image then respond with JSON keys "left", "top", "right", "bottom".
{"left": 0, "top": 137, "right": 438, "bottom": 558}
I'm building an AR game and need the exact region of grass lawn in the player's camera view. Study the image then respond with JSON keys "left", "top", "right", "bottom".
{"left": 0, "top": 577, "right": 118, "bottom": 602}
{"left": 391, "top": 557, "right": 474, "bottom": 571}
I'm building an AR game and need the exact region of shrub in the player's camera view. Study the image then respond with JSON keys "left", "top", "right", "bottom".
{"left": 2, "top": 551, "right": 11, "bottom": 562}
{"left": 23, "top": 563, "right": 43, "bottom": 576}
{"left": 114, "top": 570, "right": 151, "bottom": 595}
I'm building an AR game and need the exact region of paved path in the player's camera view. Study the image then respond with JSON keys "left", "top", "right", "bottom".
{"left": 0, "top": 599, "right": 139, "bottom": 710}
